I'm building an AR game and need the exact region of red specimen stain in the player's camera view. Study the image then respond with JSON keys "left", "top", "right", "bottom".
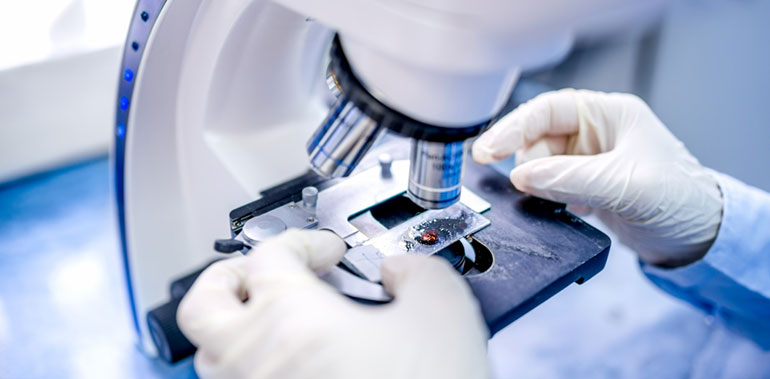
{"left": 420, "top": 230, "right": 439, "bottom": 245}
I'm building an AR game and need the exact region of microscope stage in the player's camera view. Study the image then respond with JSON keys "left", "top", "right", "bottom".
{"left": 229, "top": 141, "right": 610, "bottom": 335}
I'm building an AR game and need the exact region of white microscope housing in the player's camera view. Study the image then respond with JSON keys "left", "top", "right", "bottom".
{"left": 115, "top": 0, "right": 666, "bottom": 355}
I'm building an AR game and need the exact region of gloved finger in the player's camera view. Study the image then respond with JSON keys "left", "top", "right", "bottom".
{"left": 177, "top": 256, "right": 252, "bottom": 349}
{"left": 510, "top": 153, "right": 619, "bottom": 208}
{"left": 472, "top": 88, "right": 578, "bottom": 164}
{"left": 380, "top": 255, "right": 477, "bottom": 313}
{"left": 514, "top": 135, "right": 569, "bottom": 167}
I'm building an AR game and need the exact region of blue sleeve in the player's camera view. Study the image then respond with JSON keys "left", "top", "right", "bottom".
{"left": 641, "top": 170, "right": 770, "bottom": 349}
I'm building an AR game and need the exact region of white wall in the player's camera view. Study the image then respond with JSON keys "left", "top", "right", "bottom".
{"left": 0, "top": 0, "right": 134, "bottom": 183}
{"left": 0, "top": 47, "right": 122, "bottom": 182}
{"left": 647, "top": 0, "right": 770, "bottom": 192}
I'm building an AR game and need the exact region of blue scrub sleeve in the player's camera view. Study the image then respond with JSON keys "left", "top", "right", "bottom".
{"left": 641, "top": 170, "right": 770, "bottom": 349}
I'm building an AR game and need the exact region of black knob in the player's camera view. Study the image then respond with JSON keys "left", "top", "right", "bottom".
{"left": 147, "top": 298, "right": 196, "bottom": 363}
{"left": 214, "top": 238, "right": 246, "bottom": 254}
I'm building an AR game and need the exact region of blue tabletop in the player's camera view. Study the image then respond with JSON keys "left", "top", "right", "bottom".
{"left": 0, "top": 158, "right": 195, "bottom": 378}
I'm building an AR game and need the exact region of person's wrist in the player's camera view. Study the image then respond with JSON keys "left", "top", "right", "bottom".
{"left": 655, "top": 172, "right": 724, "bottom": 268}
{"left": 653, "top": 246, "right": 709, "bottom": 269}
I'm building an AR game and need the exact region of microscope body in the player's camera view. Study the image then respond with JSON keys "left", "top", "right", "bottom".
{"left": 116, "top": 0, "right": 666, "bottom": 356}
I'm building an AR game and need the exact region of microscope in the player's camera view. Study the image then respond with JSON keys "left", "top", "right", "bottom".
{"left": 115, "top": 0, "right": 666, "bottom": 363}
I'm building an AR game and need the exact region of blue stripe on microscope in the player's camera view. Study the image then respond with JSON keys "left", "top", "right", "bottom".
{"left": 318, "top": 147, "right": 354, "bottom": 169}
{"left": 115, "top": 0, "right": 169, "bottom": 341}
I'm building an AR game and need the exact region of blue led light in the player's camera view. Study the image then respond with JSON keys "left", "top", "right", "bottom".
{"left": 120, "top": 96, "right": 130, "bottom": 110}
{"left": 131, "top": 41, "right": 139, "bottom": 51}
{"left": 117, "top": 123, "right": 126, "bottom": 138}
{"left": 141, "top": 11, "right": 149, "bottom": 22}
{"left": 124, "top": 69, "right": 134, "bottom": 82}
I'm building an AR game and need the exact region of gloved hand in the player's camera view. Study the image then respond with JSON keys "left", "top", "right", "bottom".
{"left": 473, "top": 89, "right": 723, "bottom": 267}
{"left": 177, "top": 229, "right": 489, "bottom": 379}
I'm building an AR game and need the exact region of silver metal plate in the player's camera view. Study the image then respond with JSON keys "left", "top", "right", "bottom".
{"left": 316, "top": 161, "right": 410, "bottom": 240}
{"left": 244, "top": 201, "right": 317, "bottom": 241}
{"left": 319, "top": 266, "right": 392, "bottom": 302}
{"left": 460, "top": 187, "right": 491, "bottom": 214}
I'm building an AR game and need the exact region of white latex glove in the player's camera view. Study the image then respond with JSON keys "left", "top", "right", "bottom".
{"left": 177, "top": 229, "right": 489, "bottom": 379}
{"left": 473, "top": 89, "right": 723, "bottom": 267}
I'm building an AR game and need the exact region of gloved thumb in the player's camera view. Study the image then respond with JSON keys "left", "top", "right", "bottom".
{"left": 380, "top": 255, "right": 477, "bottom": 312}
{"left": 178, "top": 230, "right": 346, "bottom": 353}
{"left": 255, "top": 229, "right": 347, "bottom": 275}
{"left": 510, "top": 153, "right": 620, "bottom": 209}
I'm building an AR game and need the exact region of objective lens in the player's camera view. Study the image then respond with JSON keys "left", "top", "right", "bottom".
{"left": 407, "top": 139, "right": 466, "bottom": 209}
{"left": 307, "top": 95, "right": 384, "bottom": 178}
